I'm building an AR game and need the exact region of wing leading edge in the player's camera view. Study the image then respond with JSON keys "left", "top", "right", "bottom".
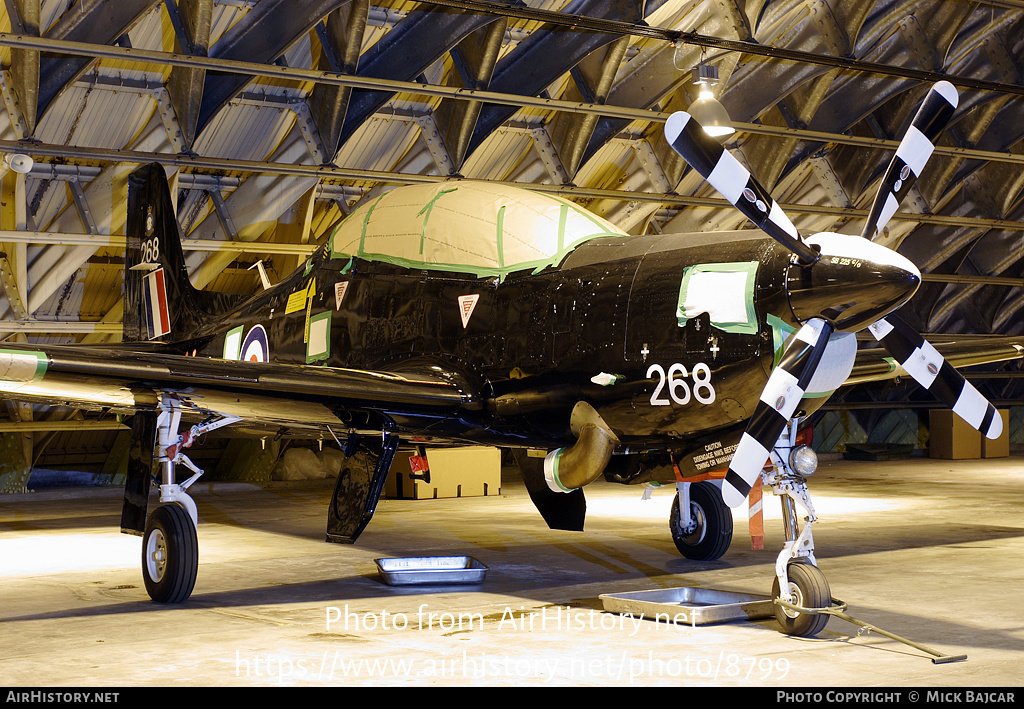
{"left": 0, "top": 343, "right": 482, "bottom": 435}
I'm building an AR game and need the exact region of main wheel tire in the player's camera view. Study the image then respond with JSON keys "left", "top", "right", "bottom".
{"left": 669, "top": 481, "right": 733, "bottom": 560}
{"left": 772, "top": 560, "right": 831, "bottom": 637}
{"left": 142, "top": 504, "right": 198, "bottom": 603}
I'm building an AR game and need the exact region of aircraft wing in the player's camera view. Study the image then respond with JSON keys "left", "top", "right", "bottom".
{"left": 846, "top": 336, "right": 1024, "bottom": 386}
{"left": 0, "top": 343, "right": 481, "bottom": 435}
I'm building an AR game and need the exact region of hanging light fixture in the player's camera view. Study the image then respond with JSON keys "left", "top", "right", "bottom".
{"left": 689, "top": 64, "right": 734, "bottom": 138}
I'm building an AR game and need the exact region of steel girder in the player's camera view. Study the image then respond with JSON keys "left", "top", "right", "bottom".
{"left": 164, "top": 0, "right": 213, "bottom": 152}
{"left": 335, "top": 1, "right": 512, "bottom": 152}
{"left": 4, "top": 0, "right": 38, "bottom": 137}
{"left": 194, "top": 0, "right": 355, "bottom": 138}
{"left": 3, "top": 0, "right": 1024, "bottom": 347}
{"left": 771, "top": 3, "right": 1024, "bottom": 211}
{"left": 430, "top": 14, "right": 507, "bottom": 174}
{"left": 463, "top": 0, "right": 647, "bottom": 167}
{"left": 36, "top": 0, "right": 161, "bottom": 125}
{"left": 575, "top": 0, "right": 754, "bottom": 177}
{"left": 542, "top": 35, "right": 631, "bottom": 182}
{"left": 308, "top": 0, "right": 369, "bottom": 162}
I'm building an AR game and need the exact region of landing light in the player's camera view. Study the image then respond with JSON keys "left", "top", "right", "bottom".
{"left": 789, "top": 444, "right": 818, "bottom": 476}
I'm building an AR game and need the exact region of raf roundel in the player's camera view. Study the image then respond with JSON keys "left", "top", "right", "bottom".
{"left": 240, "top": 325, "right": 269, "bottom": 362}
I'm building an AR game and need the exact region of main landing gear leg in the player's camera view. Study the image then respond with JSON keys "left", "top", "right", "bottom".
{"left": 765, "top": 420, "right": 832, "bottom": 637}
{"left": 669, "top": 480, "right": 733, "bottom": 561}
{"left": 141, "top": 394, "right": 239, "bottom": 603}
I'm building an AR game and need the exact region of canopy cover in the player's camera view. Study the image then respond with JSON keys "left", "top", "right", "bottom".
{"left": 330, "top": 181, "right": 626, "bottom": 277}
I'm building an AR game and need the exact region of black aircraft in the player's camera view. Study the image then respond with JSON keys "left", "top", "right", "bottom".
{"left": 0, "top": 81, "right": 1020, "bottom": 636}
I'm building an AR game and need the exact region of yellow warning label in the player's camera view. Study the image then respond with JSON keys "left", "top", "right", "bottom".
{"left": 285, "top": 280, "right": 315, "bottom": 314}
{"left": 285, "top": 291, "right": 305, "bottom": 313}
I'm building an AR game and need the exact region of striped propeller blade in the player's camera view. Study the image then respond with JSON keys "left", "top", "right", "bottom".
{"left": 861, "top": 81, "right": 958, "bottom": 239}
{"left": 723, "top": 318, "right": 834, "bottom": 508}
{"left": 664, "top": 112, "right": 818, "bottom": 265}
{"left": 868, "top": 315, "right": 1002, "bottom": 439}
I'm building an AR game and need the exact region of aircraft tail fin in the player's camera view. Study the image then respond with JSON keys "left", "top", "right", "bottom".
{"left": 124, "top": 163, "right": 213, "bottom": 344}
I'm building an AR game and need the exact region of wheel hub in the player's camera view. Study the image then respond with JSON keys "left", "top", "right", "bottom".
{"left": 781, "top": 581, "right": 803, "bottom": 619}
{"left": 681, "top": 502, "right": 706, "bottom": 545}
{"left": 146, "top": 529, "right": 167, "bottom": 582}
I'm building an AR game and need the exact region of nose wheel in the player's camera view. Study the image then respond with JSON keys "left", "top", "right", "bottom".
{"left": 772, "top": 559, "right": 831, "bottom": 637}
{"left": 763, "top": 418, "right": 835, "bottom": 637}
{"left": 142, "top": 503, "right": 198, "bottom": 603}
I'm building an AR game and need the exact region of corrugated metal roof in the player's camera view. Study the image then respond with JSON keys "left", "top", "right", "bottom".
{"left": 0, "top": 0, "right": 1020, "bottom": 358}
{"left": 192, "top": 100, "right": 297, "bottom": 160}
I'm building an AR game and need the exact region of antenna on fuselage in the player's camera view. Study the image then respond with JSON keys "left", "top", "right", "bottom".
{"left": 248, "top": 260, "right": 272, "bottom": 290}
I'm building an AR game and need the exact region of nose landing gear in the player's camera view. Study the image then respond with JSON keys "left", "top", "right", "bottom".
{"left": 763, "top": 419, "right": 834, "bottom": 637}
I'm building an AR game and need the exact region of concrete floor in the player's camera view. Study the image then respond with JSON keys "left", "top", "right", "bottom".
{"left": 2, "top": 454, "right": 1023, "bottom": 688}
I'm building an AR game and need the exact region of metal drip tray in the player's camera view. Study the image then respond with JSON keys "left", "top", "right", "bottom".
{"left": 375, "top": 556, "right": 488, "bottom": 586}
{"left": 600, "top": 587, "right": 774, "bottom": 626}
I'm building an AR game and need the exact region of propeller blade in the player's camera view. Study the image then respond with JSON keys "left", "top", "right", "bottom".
{"left": 664, "top": 112, "right": 819, "bottom": 265}
{"left": 861, "top": 81, "right": 958, "bottom": 239}
{"left": 868, "top": 315, "right": 1002, "bottom": 439}
{"left": 723, "top": 318, "right": 834, "bottom": 507}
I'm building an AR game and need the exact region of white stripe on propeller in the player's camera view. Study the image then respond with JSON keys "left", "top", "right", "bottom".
{"left": 707, "top": 149, "right": 749, "bottom": 204}
{"left": 722, "top": 319, "right": 830, "bottom": 508}
{"left": 869, "top": 316, "right": 1002, "bottom": 440}
{"left": 894, "top": 125, "right": 936, "bottom": 178}
{"left": 862, "top": 82, "right": 959, "bottom": 239}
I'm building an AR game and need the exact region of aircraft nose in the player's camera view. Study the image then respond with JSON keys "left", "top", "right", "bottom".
{"left": 785, "top": 232, "right": 921, "bottom": 332}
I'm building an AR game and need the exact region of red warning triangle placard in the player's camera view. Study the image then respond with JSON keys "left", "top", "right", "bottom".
{"left": 334, "top": 281, "right": 348, "bottom": 309}
{"left": 457, "top": 294, "right": 479, "bottom": 329}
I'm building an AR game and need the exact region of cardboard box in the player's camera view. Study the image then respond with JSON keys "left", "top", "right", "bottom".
{"left": 982, "top": 409, "right": 1010, "bottom": 459}
{"left": 385, "top": 446, "right": 501, "bottom": 499}
{"left": 929, "top": 409, "right": 981, "bottom": 459}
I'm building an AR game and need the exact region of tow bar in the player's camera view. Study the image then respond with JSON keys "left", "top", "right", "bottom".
{"left": 774, "top": 597, "right": 968, "bottom": 664}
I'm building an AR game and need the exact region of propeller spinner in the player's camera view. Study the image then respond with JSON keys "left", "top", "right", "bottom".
{"left": 664, "top": 81, "right": 1000, "bottom": 508}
